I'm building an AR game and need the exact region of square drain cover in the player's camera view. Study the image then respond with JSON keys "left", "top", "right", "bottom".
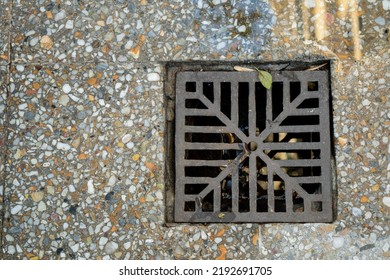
{"left": 166, "top": 63, "right": 333, "bottom": 223}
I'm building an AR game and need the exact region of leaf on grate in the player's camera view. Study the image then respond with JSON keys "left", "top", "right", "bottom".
{"left": 234, "top": 66, "right": 255, "bottom": 72}
{"left": 256, "top": 69, "right": 272, "bottom": 90}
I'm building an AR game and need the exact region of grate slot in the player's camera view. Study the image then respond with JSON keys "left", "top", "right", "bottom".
{"left": 171, "top": 68, "right": 333, "bottom": 223}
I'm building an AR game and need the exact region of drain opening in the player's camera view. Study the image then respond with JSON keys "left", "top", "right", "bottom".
{"left": 166, "top": 62, "right": 333, "bottom": 223}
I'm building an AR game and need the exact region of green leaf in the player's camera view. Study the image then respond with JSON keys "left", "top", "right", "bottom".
{"left": 257, "top": 70, "right": 272, "bottom": 90}
{"left": 218, "top": 213, "right": 225, "bottom": 219}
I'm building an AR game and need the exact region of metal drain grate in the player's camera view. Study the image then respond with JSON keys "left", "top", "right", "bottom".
{"left": 168, "top": 64, "right": 333, "bottom": 223}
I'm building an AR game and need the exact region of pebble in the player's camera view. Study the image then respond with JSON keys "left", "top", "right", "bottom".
{"left": 99, "top": 237, "right": 108, "bottom": 246}
{"left": 7, "top": 246, "right": 16, "bottom": 255}
{"left": 122, "top": 134, "right": 131, "bottom": 144}
{"left": 37, "top": 201, "right": 47, "bottom": 212}
{"left": 333, "top": 237, "right": 345, "bottom": 248}
{"left": 31, "top": 191, "right": 44, "bottom": 202}
{"left": 193, "top": 232, "right": 201, "bottom": 241}
{"left": 59, "top": 95, "right": 70, "bottom": 106}
{"left": 62, "top": 84, "right": 71, "bottom": 94}
{"left": 87, "top": 180, "right": 94, "bottom": 194}
{"left": 55, "top": 11, "right": 66, "bottom": 21}
{"left": 11, "top": 205, "right": 22, "bottom": 215}
{"left": 105, "top": 242, "right": 118, "bottom": 254}
{"left": 57, "top": 142, "right": 71, "bottom": 151}
{"left": 352, "top": 207, "right": 362, "bottom": 216}
{"left": 382, "top": 197, "right": 390, "bottom": 207}
{"left": 147, "top": 73, "right": 160, "bottom": 82}
{"left": 375, "top": 17, "right": 385, "bottom": 25}
{"left": 65, "top": 20, "right": 74, "bottom": 29}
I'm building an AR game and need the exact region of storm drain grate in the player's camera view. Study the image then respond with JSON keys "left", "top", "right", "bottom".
{"left": 166, "top": 63, "right": 333, "bottom": 223}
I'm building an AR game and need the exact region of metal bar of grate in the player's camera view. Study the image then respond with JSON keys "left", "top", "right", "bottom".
{"left": 171, "top": 67, "right": 333, "bottom": 223}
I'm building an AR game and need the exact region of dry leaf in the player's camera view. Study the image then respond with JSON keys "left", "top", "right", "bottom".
{"left": 234, "top": 66, "right": 255, "bottom": 72}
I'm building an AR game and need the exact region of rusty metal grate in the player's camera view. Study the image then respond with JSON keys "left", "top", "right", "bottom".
{"left": 166, "top": 63, "right": 333, "bottom": 223}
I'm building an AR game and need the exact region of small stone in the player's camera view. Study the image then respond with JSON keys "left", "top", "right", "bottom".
{"left": 108, "top": 176, "right": 116, "bottom": 186}
{"left": 59, "top": 95, "right": 70, "bottom": 106}
{"left": 40, "top": 35, "right": 53, "bottom": 50}
{"left": 16, "top": 65, "right": 25, "bottom": 72}
{"left": 126, "top": 142, "right": 134, "bottom": 149}
{"left": 237, "top": 26, "right": 246, "bottom": 32}
{"left": 99, "top": 237, "right": 108, "bottom": 246}
{"left": 105, "top": 191, "right": 115, "bottom": 201}
{"left": 70, "top": 244, "right": 79, "bottom": 252}
{"left": 14, "top": 149, "right": 27, "bottom": 159}
{"left": 122, "top": 134, "right": 131, "bottom": 144}
{"left": 383, "top": 197, "right": 390, "bottom": 207}
{"left": 37, "top": 201, "right": 47, "bottom": 212}
{"left": 31, "top": 191, "right": 44, "bottom": 202}
{"left": 384, "top": 0, "right": 390, "bottom": 10}
{"left": 352, "top": 207, "right": 362, "bottom": 216}
{"left": 105, "top": 241, "right": 118, "bottom": 254}
{"left": 333, "top": 237, "right": 344, "bottom": 248}
{"left": 87, "top": 180, "right": 94, "bottom": 194}
{"left": 360, "top": 244, "right": 375, "bottom": 252}
{"left": 62, "top": 84, "right": 71, "bottom": 93}
{"left": 193, "top": 232, "right": 201, "bottom": 241}
{"left": 174, "top": 246, "right": 185, "bottom": 256}
{"left": 57, "top": 142, "right": 71, "bottom": 151}
{"left": 147, "top": 73, "right": 160, "bottom": 82}
{"left": 55, "top": 11, "right": 66, "bottom": 21}
{"left": 7, "top": 245, "right": 16, "bottom": 255}
{"left": 11, "top": 205, "right": 22, "bottom": 215}
{"left": 338, "top": 137, "right": 348, "bottom": 147}
{"left": 362, "top": 99, "right": 371, "bottom": 106}
{"left": 360, "top": 196, "right": 369, "bottom": 203}
{"left": 375, "top": 17, "right": 385, "bottom": 25}
{"left": 65, "top": 20, "right": 74, "bottom": 29}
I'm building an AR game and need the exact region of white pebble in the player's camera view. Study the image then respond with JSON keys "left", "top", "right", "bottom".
{"left": 126, "top": 142, "right": 134, "bottom": 149}
{"left": 30, "top": 37, "right": 39, "bottom": 46}
{"left": 70, "top": 244, "right": 79, "bottom": 252}
{"left": 383, "top": 197, "right": 390, "bottom": 207}
{"left": 304, "top": 0, "right": 315, "bottom": 8}
{"left": 86, "top": 45, "right": 93, "bottom": 53}
{"left": 65, "top": 20, "right": 74, "bottom": 29}
{"left": 122, "top": 134, "right": 131, "bottom": 144}
{"left": 99, "top": 237, "right": 108, "bottom": 246}
{"left": 57, "top": 142, "right": 71, "bottom": 151}
{"left": 333, "top": 237, "right": 344, "bottom": 248}
{"left": 352, "top": 207, "right": 362, "bottom": 216}
{"left": 362, "top": 99, "right": 371, "bottom": 106}
{"left": 238, "top": 26, "right": 246, "bottom": 32}
{"left": 383, "top": 0, "right": 390, "bottom": 10}
{"left": 7, "top": 245, "right": 16, "bottom": 255}
{"left": 62, "top": 84, "right": 71, "bottom": 93}
{"left": 55, "top": 11, "right": 66, "bottom": 21}
{"left": 87, "top": 180, "right": 95, "bottom": 194}
{"left": 108, "top": 175, "right": 116, "bottom": 186}
{"left": 193, "top": 232, "right": 200, "bottom": 241}
{"left": 16, "top": 65, "right": 25, "bottom": 72}
{"left": 37, "top": 201, "right": 47, "bottom": 212}
{"left": 147, "top": 73, "right": 160, "bottom": 82}
{"left": 105, "top": 242, "right": 118, "bottom": 255}
{"left": 375, "top": 16, "right": 385, "bottom": 25}
{"left": 11, "top": 205, "right": 22, "bottom": 215}
{"left": 59, "top": 94, "right": 70, "bottom": 106}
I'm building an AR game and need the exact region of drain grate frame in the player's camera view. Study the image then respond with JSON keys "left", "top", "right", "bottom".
{"left": 164, "top": 61, "right": 334, "bottom": 223}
